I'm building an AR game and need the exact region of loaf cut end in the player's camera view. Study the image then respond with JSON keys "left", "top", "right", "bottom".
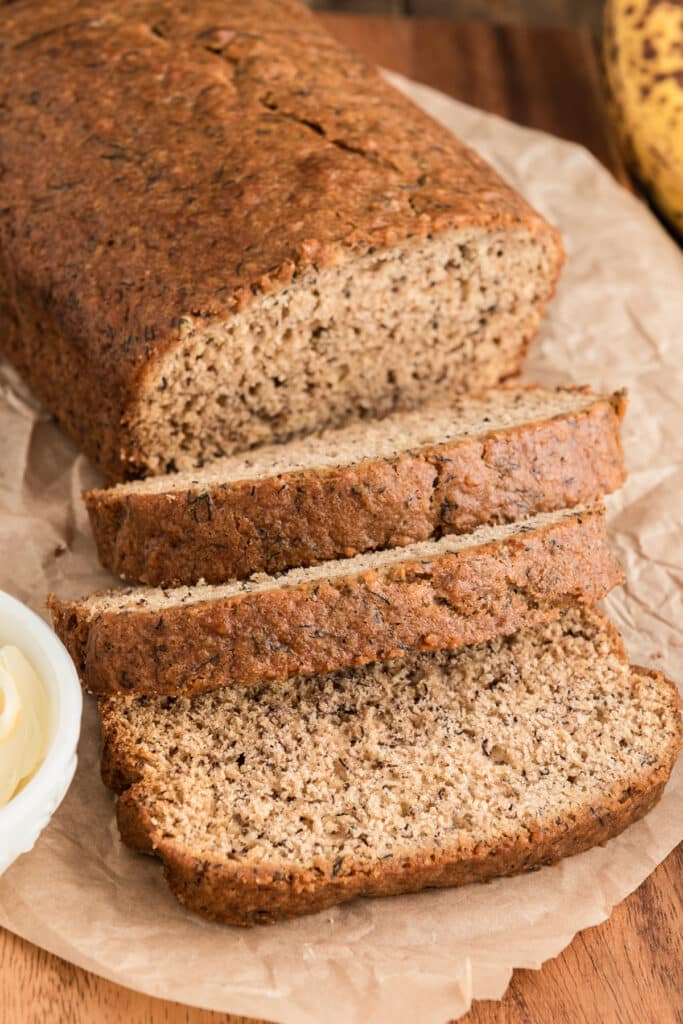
{"left": 128, "top": 227, "right": 562, "bottom": 476}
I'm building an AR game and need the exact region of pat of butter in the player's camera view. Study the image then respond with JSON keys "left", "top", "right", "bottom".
{"left": 0, "top": 646, "right": 49, "bottom": 808}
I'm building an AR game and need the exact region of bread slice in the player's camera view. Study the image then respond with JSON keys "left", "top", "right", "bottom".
{"left": 83, "top": 386, "right": 626, "bottom": 587}
{"left": 49, "top": 505, "right": 622, "bottom": 698}
{"left": 99, "top": 605, "right": 682, "bottom": 925}
{"left": 0, "top": 0, "right": 563, "bottom": 482}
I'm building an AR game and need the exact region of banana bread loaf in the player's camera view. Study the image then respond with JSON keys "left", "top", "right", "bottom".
{"left": 0, "top": 0, "right": 563, "bottom": 481}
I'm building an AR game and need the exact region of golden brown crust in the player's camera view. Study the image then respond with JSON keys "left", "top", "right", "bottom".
{"left": 51, "top": 507, "right": 623, "bottom": 697}
{"left": 108, "top": 664, "right": 681, "bottom": 926}
{"left": 0, "top": 0, "right": 563, "bottom": 480}
{"left": 84, "top": 389, "right": 627, "bottom": 587}
{"left": 120, "top": 778, "right": 672, "bottom": 926}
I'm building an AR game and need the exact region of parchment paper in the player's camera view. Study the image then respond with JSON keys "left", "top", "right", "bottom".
{"left": 0, "top": 73, "right": 681, "bottom": 1023}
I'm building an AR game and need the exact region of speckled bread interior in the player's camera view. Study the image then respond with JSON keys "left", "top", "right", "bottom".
{"left": 0, "top": 0, "right": 563, "bottom": 480}
{"left": 98, "top": 606, "right": 682, "bottom": 925}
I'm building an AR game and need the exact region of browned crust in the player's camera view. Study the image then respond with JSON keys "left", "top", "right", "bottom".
{"left": 49, "top": 506, "right": 624, "bottom": 697}
{"left": 103, "top": 664, "right": 682, "bottom": 926}
{"left": 83, "top": 388, "right": 627, "bottom": 587}
{"left": 0, "top": 0, "right": 563, "bottom": 481}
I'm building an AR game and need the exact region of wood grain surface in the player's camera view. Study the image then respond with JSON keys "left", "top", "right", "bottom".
{"left": 310, "top": 1, "right": 604, "bottom": 34}
{"left": 1, "top": 13, "right": 677, "bottom": 1024}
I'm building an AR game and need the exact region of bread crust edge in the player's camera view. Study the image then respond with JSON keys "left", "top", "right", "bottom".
{"left": 83, "top": 388, "right": 627, "bottom": 587}
{"left": 52, "top": 506, "right": 625, "bottom": 697}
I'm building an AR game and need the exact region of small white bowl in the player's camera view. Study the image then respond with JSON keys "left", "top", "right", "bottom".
{"left": 0, "top": 590, "right": 82, "bottom": 875}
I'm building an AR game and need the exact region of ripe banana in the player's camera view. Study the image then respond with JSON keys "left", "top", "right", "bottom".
{"left": 604, "top": 0, "right": 683, "bottom": 238}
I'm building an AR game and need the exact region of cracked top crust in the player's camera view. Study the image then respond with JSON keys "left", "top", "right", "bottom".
{"left": 0, "top": 0, "right": 553, "bottom": 459}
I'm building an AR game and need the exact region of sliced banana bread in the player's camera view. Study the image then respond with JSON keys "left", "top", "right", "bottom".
{"left": 0, "top": 0, "right": 562, "bottom": 481}
{"left": 84, "top": 386, "right": 626, "bottom": 587}
{"left": 99, "top": 606, "right": 682, "bottom": 925}
{"left": 49, "top": 506, "right": 623, "bottom": 697}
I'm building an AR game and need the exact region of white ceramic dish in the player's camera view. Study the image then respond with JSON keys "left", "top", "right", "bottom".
{"left": 0, "top": 590, "right": 82, "bottom": 875}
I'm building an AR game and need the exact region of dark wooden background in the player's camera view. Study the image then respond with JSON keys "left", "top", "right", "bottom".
{"left": 308, "top": 0, "right": 604, "bottom": 32}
